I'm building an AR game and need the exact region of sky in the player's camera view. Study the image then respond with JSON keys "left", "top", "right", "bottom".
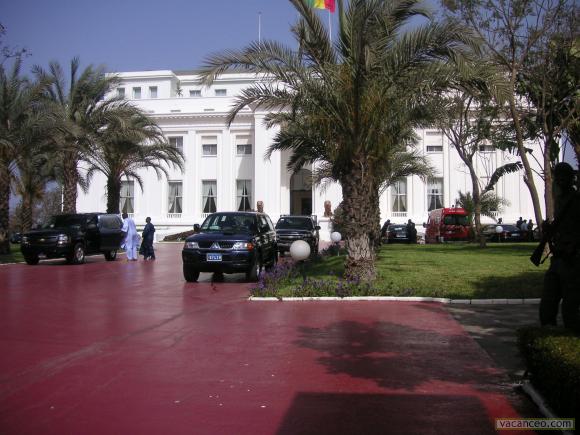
{"left": 2, "top": 0, "right": 338, "bottom": 74}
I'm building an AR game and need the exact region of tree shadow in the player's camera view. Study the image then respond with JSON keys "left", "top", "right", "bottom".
{"left": 276, "top": 392, "right": 498, "bottom": 435}
{"left": 293, "top": 320, "right": 505, "bottom": 391}
{"left": 470, "top": 272, "right": 543, "bottom": 299}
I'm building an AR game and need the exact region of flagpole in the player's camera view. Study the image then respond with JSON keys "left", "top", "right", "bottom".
{"left": 258, "top": 12, "right": 262, "bottom": 44}
{"left": 328, "top": 10, "right": 332, "bottom": 43}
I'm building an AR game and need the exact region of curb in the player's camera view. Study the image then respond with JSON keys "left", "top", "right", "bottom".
{"left": 516, "top": 381, "right": 574, "bottom": 435}
{"left": 249, "top": 296, "right": 542, "bottom": 304}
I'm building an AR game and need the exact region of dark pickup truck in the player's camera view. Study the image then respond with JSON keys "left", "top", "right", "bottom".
{"left": 21, "top": 213, "right": 124, "bottom": 265}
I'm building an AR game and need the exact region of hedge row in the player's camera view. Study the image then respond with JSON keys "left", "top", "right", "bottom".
{"left": 518, "top": 326, "right": 580, "bottom": 422}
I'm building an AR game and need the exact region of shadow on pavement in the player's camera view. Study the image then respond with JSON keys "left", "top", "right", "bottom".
{"left": 277, "top": 392, "right": 496, "bottom": 435}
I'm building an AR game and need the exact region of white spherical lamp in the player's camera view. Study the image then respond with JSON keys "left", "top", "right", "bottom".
{"left": 495, "top": 225, "right": 503, "bottom": 234}
{"left": 330, "top": 232, "right": 342, "bottom": 243}
{"left": 290, "top": 240, "right": 311, "bottom": 261}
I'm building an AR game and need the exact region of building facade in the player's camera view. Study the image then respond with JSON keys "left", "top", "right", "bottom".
{"left": 76, "top": 70, "right": 545, "bottom": 241}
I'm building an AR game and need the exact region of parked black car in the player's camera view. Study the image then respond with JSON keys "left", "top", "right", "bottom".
{"left": 182, "top": 212, "right": 278, "bottom": 282}
{"left": 10, "top": 232, "right": 22, "bottom": 244}
{"left": 383, "top": 224, "right": 414, "bottom": 243}
{"left": 275, "top": 215, "right": 320, "bottom": 257}
{"left": 482, "top": 224, "right": 527, "bottom": 242}
{"left": 20, "top": 213, "right": 124, "bottom": 265}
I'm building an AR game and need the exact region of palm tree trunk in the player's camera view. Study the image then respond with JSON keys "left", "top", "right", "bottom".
{"left": 369, "top": 186, "right": 381, "bottom": 251}
{"left": 62, "top": 151, "right": 78, "bottom": 213}
{"left": 340, "top": 161, "right": 376, "bottom": 282}
{"left": 466, "top": 163, "right": 486, "bottom": 248}
{"left": 106, "top": 177, "right": 121, "bottom": 214}
{"left": 20, "top": 194, "right": 33, "bottom": 232}
{"left": 0, "top": 164, "right": 11, "bottom": 254}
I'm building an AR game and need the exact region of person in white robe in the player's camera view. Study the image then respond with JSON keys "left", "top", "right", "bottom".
{"left": 121, "top": 213, "right": 140, "bottom": 261}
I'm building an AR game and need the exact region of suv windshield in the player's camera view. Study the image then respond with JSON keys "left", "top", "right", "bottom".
{"left": 201, "top": 213, "right": 256, "bottom": 233}
{"left": 275, "top": 217, "right": 313, "bottom": 230}
{"left": 42, "top": 215, "right": 87, "bottom": 229}
{"left": 443, "top": 215, "right": 469, "bottom": 226}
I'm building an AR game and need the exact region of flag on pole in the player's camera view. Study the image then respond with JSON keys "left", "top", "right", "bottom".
{"left": 307, "top": 0, "right": 335, "bottom": 13}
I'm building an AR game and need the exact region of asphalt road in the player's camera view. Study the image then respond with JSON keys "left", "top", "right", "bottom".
{"left": 0, "top": 244, "right": 537, "bottom": 434}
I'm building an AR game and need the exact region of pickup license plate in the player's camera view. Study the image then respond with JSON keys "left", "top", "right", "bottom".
{"left": 38, "top": 253, "right": 46, "bottom": 259}
{"left": 396, "top": 235, "right": 405, "bottom": 238}
{"left": 207, "top": 253, "right": 222, "bottom": 262}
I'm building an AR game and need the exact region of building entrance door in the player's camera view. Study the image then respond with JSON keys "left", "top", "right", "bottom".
{"left": 290, "top": 169, "right": 312, "bottom": 215}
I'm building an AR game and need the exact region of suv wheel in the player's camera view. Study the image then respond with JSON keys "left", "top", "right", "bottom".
{"left": 104, "top": 250, "right": 117, "bottom": 261}
{"left": 24, "top": 255, "right": 39, "bottom": 265}
{"left": 67, "top": 243, "right": 85, "bottom": 264}
{"left": 183, "top": 265, "right": 200, "bottom": 282}
{"left": 246, "top": 255, "right": 262, "bottom": 282}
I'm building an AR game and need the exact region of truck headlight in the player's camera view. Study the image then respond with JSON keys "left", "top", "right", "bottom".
{"left": 184, "top": 241, "right": 199, "bottom": 249}
{"left": 57, "top": 234, "right": 69, "bottom": 245}
{"left": 232, "top": 242, "right": 254, "bottom": 250}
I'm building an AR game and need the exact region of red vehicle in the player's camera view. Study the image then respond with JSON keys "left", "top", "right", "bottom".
{"left": 425, "top": 208, "right": 470, "bottom": 243}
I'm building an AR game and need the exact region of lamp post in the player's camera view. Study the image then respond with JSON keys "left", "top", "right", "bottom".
{"left": 330, "top": 231, "right": 342, "bottom": 256}
{"left": 290, "top": 240, "right": 311, "bottom": 282}
{"left": 495, "top": 225, "right": 503, "bottom": 243}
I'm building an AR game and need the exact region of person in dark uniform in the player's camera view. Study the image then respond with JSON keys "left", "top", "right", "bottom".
{"left": 140, "top": 217, "right": 156, "bottom": 260}
{"left": 539, "top": 162, "right": 580, "bottom": 333}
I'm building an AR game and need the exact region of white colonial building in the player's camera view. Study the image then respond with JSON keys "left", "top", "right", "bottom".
{"left": 76, "top": 70, "right": 545, "bottom": 241}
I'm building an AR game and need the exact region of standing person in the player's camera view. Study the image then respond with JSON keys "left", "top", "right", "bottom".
{"left": 381, "top": 219, "right": 391, "bottom": 239}
{"left": 516, "top": 217, "right": 523, "bottom": 229}
{"left": 497, "top": 217, "right": 503, "bottom": 225}
{"left": 141, "top": 217, "right": 156, "bottom": 260}
{"left": 527, "top": 219, "right": 534, "bottom": 241}
{"left": 539, "top": 163, "right": 580, "bottom": 333}
{"left": 520, "top": 219, "right": 528, "bottom": 238}
{"left": 121, "top": 213, "right": 140, "bottom": 261}
{"left": 406, "top": 219, "right": 417, "bottom": 244}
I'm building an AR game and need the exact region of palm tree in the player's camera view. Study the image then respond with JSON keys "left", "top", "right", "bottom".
{"left": 198, "top": 0, "right": 479, "bottom": 281}
{"left": 33, "top": 57, "right": 120, "bottom": 213}
{"left": 85, "top": 104, "right": 184, "bottom": 214}
{"left": 0, "top": 57, "right": 45, "bottom": 253}
{"left": 12, "top": 112, "right": 55, "bottom": 232}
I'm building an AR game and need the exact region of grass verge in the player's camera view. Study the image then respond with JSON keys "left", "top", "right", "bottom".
{"left": 0, "top": 243, "right": 24, "bottom": 264}
{"left": 253, "top": 242, "right": 547, "bottom": 299}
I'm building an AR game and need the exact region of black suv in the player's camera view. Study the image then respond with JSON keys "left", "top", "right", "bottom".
{"left": 275, "top": 215, "right": 320, "bottom": 257}
{"left": 21, "top": 213, "right": 124, "bottom": 265}
{"left": 182, "top": 212, "right": 278, "bottom": 282}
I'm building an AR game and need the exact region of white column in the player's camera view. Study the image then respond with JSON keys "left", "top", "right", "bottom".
{"left": 253, "top": 112, "right": 281, "bottom": 217}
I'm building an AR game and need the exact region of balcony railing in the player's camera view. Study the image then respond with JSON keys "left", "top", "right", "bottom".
{"left": 201, "top": 213, "right": 212, "bottom": 220}
{"left": 391, "top": 212, "right": 407, "bottom": 218}
{"left": 167, "top": 213, "right": 182, "bottom": 219}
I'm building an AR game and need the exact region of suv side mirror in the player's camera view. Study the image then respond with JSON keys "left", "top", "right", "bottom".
{"left": 315, "top": 225, "right": 321, "bottom": 231}
{"left": 193, "top": 224, "right": 200, "bottom": 232}
{"left": 422, "top": 222, "right": 427, "bottom": 228}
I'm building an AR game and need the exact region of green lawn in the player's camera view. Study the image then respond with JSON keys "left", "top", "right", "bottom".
{"left": 0, "top": 244, "right": 24, "bottom": 264}
{"left": 266, "top": 243, "right": 547, "bottom": 299}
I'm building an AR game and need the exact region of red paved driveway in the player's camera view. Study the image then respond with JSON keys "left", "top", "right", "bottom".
{"left": 1, "top": 244, "right": 529, "bottom": 434}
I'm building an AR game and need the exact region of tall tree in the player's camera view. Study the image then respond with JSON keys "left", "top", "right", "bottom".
{"left": 198, "top": 0, "right": 480, "bottom": 281}
{"left": 517, "top": 9, "right": 579, "bottom": 220}
{"left": 33, "top": 58, "right": 120, "bottom": 213}
{"left": 85, "top": 104, "right": 184, "bottom": 214}
{"left": 441, "top": 0, "right": 572, "bottom": 232}
{"left": 0, "top": 57, "right": 41, "bottom": 254}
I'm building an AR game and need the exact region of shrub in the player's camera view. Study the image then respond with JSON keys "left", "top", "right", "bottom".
{"left": 518, "top": 326, "right": 580, "bottom": 422}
